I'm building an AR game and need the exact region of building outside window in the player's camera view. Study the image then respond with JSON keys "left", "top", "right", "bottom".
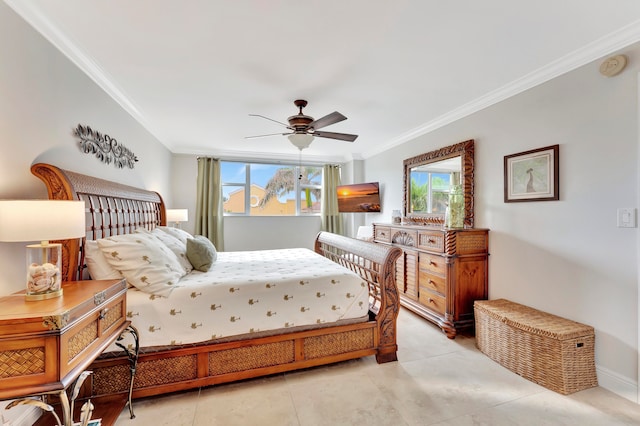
{"left": 221, "top": 161, "right": 322, "bottom": 216}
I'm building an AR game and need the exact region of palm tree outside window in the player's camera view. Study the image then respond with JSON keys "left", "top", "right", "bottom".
{"left": 221, "top": 161, "right": 323, "bottom": 216}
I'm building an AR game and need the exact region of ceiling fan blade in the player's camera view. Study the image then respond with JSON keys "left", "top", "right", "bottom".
{"left": 313, "top": 131, "right": 358, "bottom": 142}
{"left": 248, "top": 114, "right": 289, "bottom": 127}
{"left": 245, "top": 132, "right": 292, "bottom": 140}
{"left": 308, "top": 111, "right": 347, "bottom": 130}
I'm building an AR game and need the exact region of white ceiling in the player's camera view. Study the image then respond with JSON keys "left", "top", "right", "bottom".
{"left": 7, "top": 1, "right": 640, "bottom": 163}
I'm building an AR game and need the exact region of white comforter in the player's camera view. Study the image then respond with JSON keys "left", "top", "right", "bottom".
{"left": 122, "top": 248, "right": 369, "bottom": 347}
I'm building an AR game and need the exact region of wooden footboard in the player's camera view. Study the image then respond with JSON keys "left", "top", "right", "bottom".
{"left": 30, "top": 163, "right": 402, "bottom": 400}
{"left": 314, "top": 231, "right": 402, "bottom": 363}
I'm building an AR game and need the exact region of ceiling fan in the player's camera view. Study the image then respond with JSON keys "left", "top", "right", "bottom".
{"left": 246, "top": 100, "right": 359, "bottom": 150}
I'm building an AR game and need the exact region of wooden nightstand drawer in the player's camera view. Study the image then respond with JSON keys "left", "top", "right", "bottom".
{"left": 0, "top": 336, "right": 57, "bottom": 391}
{"left": 60, "top": 295, "right": 126, "bottom": 378}
{"left": 419, "top": 252, "right": 446, "bottom": 275}
{"left": 0, "top": 279, "right": 127, "bottom": 399}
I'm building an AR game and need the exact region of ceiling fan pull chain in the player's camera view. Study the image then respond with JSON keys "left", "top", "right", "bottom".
{"left": 298, "top": 151, "right": 303, "bottom": 180}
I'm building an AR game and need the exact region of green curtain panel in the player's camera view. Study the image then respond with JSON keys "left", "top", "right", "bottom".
{"left": 195, "top": 157, "right": 224, "bottom": 251}
{"left": 321, "top": 164, "right": 343, "bottom": 235}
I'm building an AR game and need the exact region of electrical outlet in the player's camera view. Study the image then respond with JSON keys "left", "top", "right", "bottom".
{"left": 617, "top": 208, "right": 636, "bottom": 228}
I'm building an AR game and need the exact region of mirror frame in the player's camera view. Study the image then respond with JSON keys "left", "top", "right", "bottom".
{"left": 403, "top": 139, "right": 475, "bottom": 228}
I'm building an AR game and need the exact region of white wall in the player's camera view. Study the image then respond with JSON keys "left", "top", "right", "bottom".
{"left": 171, "top": 154, "right": 323, "bottom": 250}
{"left": 170, "top": 154, "right": 199, "bottom": 235}
{"left": 0, "top": 3, "right": 172, "bottom": 298}
{"left": 365, "top": 44, "right": 640, "bottom": 401}
{"left": 340, "top": 158, "right": 367, "bottom": 238}
{"left": 224, "top": 216, "right": 321, "bottom": 251}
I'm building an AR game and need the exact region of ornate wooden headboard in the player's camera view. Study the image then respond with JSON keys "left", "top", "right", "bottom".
{"left": 31, "top": 163, "right": 167, "bottom": 282}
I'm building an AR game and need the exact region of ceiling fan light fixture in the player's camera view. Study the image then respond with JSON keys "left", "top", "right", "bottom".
{"left": 288, "top": 133, "right": 314, "bottom": 150}
{"left": 248, "top": 100, "right": 357, "bottom": 147}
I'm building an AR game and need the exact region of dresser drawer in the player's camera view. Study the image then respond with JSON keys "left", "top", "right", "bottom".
{"left": 391, "top": 229, "right": 417, "bottom": 247}
{"left": 60, "top": 289, "right": 126, "bottom": 378}
{"left": 418, "top": 291, "right": 446, "bottom": 316}
{"left": 417, "top": 231, "right": 444, "bottom": 253}
{"left": 419, "top": 252, "right": 446, "bottom": 275}
{"left": 374, "top": 226, "right": 391, "bottom": 243}
{"left": 419, "top": 271, "right": 446, "bottom": 295}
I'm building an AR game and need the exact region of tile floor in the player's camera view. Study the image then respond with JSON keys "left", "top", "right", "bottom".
{"left": 116, "top": 309, "right": 640, "bottom": 425}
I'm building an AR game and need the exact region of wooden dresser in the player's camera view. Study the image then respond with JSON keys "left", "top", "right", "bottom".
{"left": 0, "top": 279, "right": 129, "bottom": 425}
{"left": 373, "top": 223, "right": 489, "bottom": 338}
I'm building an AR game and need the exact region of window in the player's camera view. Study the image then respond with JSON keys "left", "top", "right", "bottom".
{"left": 410, "top": 171, "right": 452, "bottom": 214}
{"left": 221, "top": 161, "right": 323, "bottom": 216}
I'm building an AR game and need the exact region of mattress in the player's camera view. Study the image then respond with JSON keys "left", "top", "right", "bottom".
{"left": 118, "top": 248, "right": 370, "bottom": 348}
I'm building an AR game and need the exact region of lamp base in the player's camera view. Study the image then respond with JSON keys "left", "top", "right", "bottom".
{"left": 25, "top": 288, "right": 63, "bottom": 301}
{"left": 26, "top": 243, "right": 63, "bottom": 301}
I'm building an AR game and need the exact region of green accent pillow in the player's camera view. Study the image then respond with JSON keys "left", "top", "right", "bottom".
{"left": 186, "top": 235, "right": 217, "bottom": 272}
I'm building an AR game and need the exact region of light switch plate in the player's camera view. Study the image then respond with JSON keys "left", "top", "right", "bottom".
{"left": 617, "top": 208, "right": 636, "bottom": 228}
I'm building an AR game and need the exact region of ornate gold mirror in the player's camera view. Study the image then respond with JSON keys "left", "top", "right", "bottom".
{"left": 403, "top": 139, "right": 475, "bottom": 227}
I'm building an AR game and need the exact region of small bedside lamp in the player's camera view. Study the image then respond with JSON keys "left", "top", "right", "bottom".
{"left": 166, "top": 208, "right": 188, "bottom": 228}
{"left": 0, "top": 200, "right": 85, "bottom": 301}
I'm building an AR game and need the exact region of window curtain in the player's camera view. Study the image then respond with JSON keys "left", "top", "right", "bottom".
{"left": 195, "top": 157, "right": 224, "bottom": 251}
{"left": 321, "top": 164, "right": 343, "bottom": 235}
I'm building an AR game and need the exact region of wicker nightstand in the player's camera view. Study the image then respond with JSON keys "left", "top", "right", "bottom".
{"left": 0, "top": 279, "right": 136, "bottom": 426}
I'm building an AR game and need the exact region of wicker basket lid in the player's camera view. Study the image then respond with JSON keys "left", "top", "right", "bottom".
{"left": 474, "top": 299, "right": 594, "bottom": 341}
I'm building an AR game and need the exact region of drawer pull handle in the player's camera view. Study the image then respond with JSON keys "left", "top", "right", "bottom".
{"left": 428, "top": 298, "right": 434, "bottom": 304}
{"left": 429, "top": 261, "right": 436, "bottom": 266}
{"left": 428, "top": 280, "right": 435, "bottom": 285}
{"left": 99, "top": 308, "right": 109, "bottom": 320}
{"left": 427, "top": 238, "right": 435, "bottom": 244}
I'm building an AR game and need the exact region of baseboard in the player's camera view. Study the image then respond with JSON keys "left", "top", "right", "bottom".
{"left": 596, "top": 364, "right": 638, "bottom": 403}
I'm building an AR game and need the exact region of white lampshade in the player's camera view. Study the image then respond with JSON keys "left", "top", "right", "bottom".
{"left": 288, "top": 133, "right": 314, "bottom": 150}
{"left": 0, "top": 200, "right": 86, "bottom": 242}
{"left": 166, "top": 208, "right": 188, "bottom": 223}
{"left": 0, "top": 200, "right": 85, "bottom": 301}
{"left": 356, "top": 225, "right": 373, "bottom": 241}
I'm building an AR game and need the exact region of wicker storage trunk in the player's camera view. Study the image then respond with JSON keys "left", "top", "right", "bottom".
{"left": 474, "top": 299, "right": 597, "bottom": 395}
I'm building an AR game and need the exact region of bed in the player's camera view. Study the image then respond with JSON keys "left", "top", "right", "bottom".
{"left": 31, "top": 162, "right": 402, "bottom": 401}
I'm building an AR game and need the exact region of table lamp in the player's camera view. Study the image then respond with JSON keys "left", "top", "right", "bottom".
{"left": 166, "top": 208, "right": 188, "bottom": 228}
{"left": 0, "top": 200, "right": 85, "bottom": 300}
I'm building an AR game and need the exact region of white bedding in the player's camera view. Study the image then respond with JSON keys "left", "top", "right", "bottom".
{"left": 121, "top": 248, "right": 369, "bottom": 348}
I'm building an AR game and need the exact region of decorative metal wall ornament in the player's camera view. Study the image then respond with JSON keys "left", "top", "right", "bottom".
{"left": 74, "top": 124, "right": 138, "bottom": 169}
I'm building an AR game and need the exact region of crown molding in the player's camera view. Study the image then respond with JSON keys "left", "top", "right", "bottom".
{"left": 8, "top": 1, "right": 640, "bottom": 162}
{"left": 5, "top": 0, "right": 360, "bottom": 164}
{"left": 4, "top": 0, "right": 163, "bottom": 142}
{"left": 363, "top": 18, "right": 640, "bottom": 159}
{"left": 178, "top": 146, "right": 350, "bottom": 165}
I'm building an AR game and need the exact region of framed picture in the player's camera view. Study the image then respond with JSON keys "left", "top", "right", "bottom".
{"left": 504, "top": 144, "right": 559, "bottom": 202}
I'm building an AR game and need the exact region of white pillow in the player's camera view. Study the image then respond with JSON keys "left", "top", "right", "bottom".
{"left": 134, "top": 227, "right": 193, "bottom": 274}
{"left": 97, "top": 233, "right": 186, "bottom": 297}
{"left": 151, "top": 228, "right": 193, "bottom": 274}
{"left": 84, "top": 240, "right": 123, "bottom": 280}
{"left": 156, "top": 226, "right": 193, "bottom": 246}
